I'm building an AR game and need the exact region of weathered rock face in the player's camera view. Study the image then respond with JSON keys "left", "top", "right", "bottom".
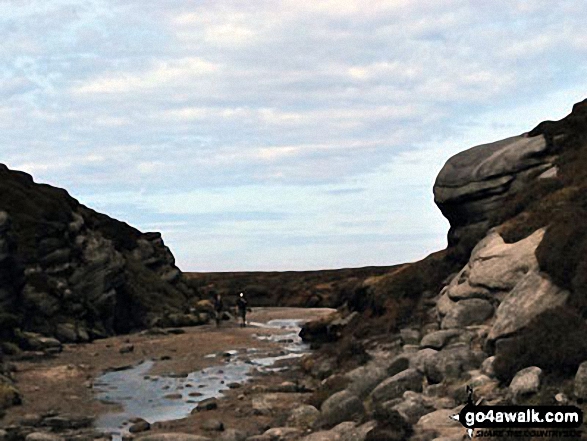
{"left": 434, "top": 134, "right": 555, "bottom": 248}
{"left": 0, "top": 164, "right": 196, "bottom": 344}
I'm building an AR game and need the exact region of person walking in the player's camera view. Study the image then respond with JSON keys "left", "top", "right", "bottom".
{"left": 236, "top": 292, "right": 248, "bottom": 327}
{"left": 213, "top": 293, "right": 224, "bottom": 327}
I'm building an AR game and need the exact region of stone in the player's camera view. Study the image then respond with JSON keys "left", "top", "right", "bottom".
{"left": 415, "top": 408, "right": 463, "bottom": 439}
{"left": 129, "top": 420, "right": 151, "bottom": 433}
{"left": 119, "top": 344, "right": 134, "bottom": 354}
{"left": 574, "top": 361, "right": 587, "bottom": 399}
{"left": 409, "top": 349, "right": 439, "bottom": 375}
{"left": 400, "top": 328, "right": 421, "bottom": 345}
{"left": 385, "top": 354, "right": 411, "bottom": 377}
{"left": 200, "top": 419, "right": 224, "bottom": 431}
{"left": 345, "top": 365, "right": 389, "bottom": 398}
{"left": 136, "top": 434, "right": 212, "bottom": 441}
{"left": 419, "top": 330, "right": 461, "bottom": 350}
{"left": 509, "top": 366, "right": 542, "bottom": 403}
{"left": 263, "top": 427, "right": 302, "bottom": 440}
{"left": 193, "top": 398, "right": 218, "bottom": 412}
{"left": 41, "top": 415, "right": 93, "bottom": 430}
{"left": 218, "top": 429, "right": 247, "bottom": 441}
{"left": 370, "top": 369, "right": 423, "bottom": 403}
{"left": 480, "top": 356, "right": 496, "bottom": 378}
{"left": 251, "top": 394, "right": 281, "bottom": 416}
{"left": 434, "top": 133, "right": 551, "bottom": 244}
{"left": 441, "top": 298, "right": 493, "bottom": 329}
{"left": 338, "top": 421, "right": 377, "bottom": 441}
{"left": 300, "top": 431, "right": 341, "bottom": 441}
{"left": 392, "top": 392, "right": 435, "bottom": 425}
{"left": 287, "top": 405, "right": 320, "bottom": 429}
{"left": 25, "top": 433, "right": 64, "bottom": 441}
{"left": 488, "top": 272, "right": 569, "bottom": 343}
{"left": 423, "top": 346, "right": 485, "bottom": 384}
{"left": 320, "top": 390, "right": 365, "bottom": 428}
{"left": 436, "top": 293, "right": 456, "bottom": 317}
{"left": 466, "top": 230, "right": 544, "bottom": 291}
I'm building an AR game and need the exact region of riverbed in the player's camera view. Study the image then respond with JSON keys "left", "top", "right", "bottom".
{"left": 4, "top": 308, "right": 334, "bottom": 438}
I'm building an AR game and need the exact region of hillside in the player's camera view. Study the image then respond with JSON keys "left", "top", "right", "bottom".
{"left": 297, "top": 98, "right": 587, "bottom": 440}
{"left": 185, "top": 265, "right": 403, "bottom": 309}
{"left": 0, "top": 164, "right": 201, "bottom": 346}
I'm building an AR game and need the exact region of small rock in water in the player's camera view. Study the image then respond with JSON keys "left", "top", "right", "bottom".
{"left": 192, "top": 397, "right": 218, "bottom": 412}
{"left": 188, "top": 392, "right": 203, "bottom": 397}
{"left": 129, "top": 419, "right": 150, "bottom": 433}
{"left": 227, "top": 382, "right": 241, "bottom": 389}
{"left": 163, "top": 393, "right": 182, "bottom": 400}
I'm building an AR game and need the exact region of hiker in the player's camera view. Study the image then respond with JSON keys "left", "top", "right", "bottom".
{"left": 213, "top": 293, "right": 224, "bottom": 327}
{"left": 236, "top": 292, "right": 248, "bottom": 327}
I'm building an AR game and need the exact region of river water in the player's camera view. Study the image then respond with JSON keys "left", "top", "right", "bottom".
{"left": 94, "top": 318, "right": 309, "bottom": 438}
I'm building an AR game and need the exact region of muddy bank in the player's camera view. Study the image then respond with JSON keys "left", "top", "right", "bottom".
{"left": 1, "top": 308, "right": 334, "bottom": 439}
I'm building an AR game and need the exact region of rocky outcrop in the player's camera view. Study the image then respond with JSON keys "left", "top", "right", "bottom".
{"left": 0, "top": 164, "right": 197, "bottom": 346}
{"left": 434, "top": 133, "right": 555, "bottom": 248}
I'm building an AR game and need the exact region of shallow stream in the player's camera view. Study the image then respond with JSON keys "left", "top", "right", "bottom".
{"left": 94, "top": 319, "right": 308, "bottom": 438}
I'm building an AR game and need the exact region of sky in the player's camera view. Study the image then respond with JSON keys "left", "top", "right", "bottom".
{"left": 1, "top": 1, "right": 587, "bottom": 271}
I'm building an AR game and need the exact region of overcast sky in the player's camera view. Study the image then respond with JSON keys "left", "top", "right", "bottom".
{"left": 1, "top": 1, "right": 586, "bottom": 271}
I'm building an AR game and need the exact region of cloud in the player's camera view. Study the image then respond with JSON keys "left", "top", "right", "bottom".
{"left": 1, "top": 0, "right": 587, "bottom": 270}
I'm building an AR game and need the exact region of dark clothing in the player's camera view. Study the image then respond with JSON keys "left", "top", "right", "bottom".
{"left": 214, "top": 297, "right": 223, "bottom": 327}
{"left": 214, "top": 297, "right": 224, "bottom": 313}
{"left": 237, "top": 297, "right": 247, "bottom": 314}
{"left": 237, "top": 296, "right": 248, "bottom": 327}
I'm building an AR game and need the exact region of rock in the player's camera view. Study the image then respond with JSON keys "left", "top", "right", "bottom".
{"left": 420, "top": 345, "right": 485, "bottom": 384}
{"left": 434, "top": 133, "right": 551, "bottom": 246}
{"left": 251, "top": 394, "right": 282, "bottom": 416}
{"left": 287, "top": 405, "right": 320, "bottom": 429}
{"left": 488, "top": 271, "right": 569, "bottom": 343}
{"left": 119, "top": 344, "right": 134, "bottom": 354}
{"left": 246, "top": 436, "right": 272, "bottom": 441}
{"left": 574, "top": 361, "right": 587, "bottom": 399}
{"left": 436, "top": 293, "right": 456, "bottom": 317}
{"left": 136, "top": 434, "right": 212, "bottom": 441}
{"left": 19, "top": 414, "right": 42, "bottom": 427}
{"left": 41, "top": 414, "right": 93, "bottom": 430}
{"left": 300, "top": 431, "right": 341, "bottom": 441}
{"left": 392, "top": 392, "right": 435, "bottom": 425}
{"left": 25, "top": 433, "right": 64, "bottom": 441}
{"left": 466, "top": 229, "right": 544, "bottom": 291}
{"left": 409, "top": 349, "right": 438, "bottom": 374}
{"left": 320, "top": 390, "right": 365, "bottom": 428}
{"left": 0, "top": 429, "right": 7, "bottom": 441}
{"left": 441, "top": 298, "right": 493, "bottom": 329}
{"left": 200, "top": 419, "right": 224, "bottom": 431}
{"left": 338, "top": 421, "right": 377, "bottom": 441}
{"left": 480, "top": 356, "right": 496, "bottom": 378}
{"left": 419, "top": 330, "right": 461, "bottom": 350}
{"left": 385, "top": 354, "right": 411, "bottom": 377}
{"left": 370, "top": 369, "right": 423, "bottom": 403}
{"left": 509, "top": 366, "right": 542, "bottom": 403}
{"left": 400, "top": 328, "right": 420, "bottom": 345}
{"left": 263, "top": 427, "right": 302, "bottom": 440}
{"left": 218, "top": 429, "right": 247, "bottom": 441}
{"left": 193, "top": 398, "right": 218, "bottom": 412}
{"left": 129, "top": 420, "right": 151, "bottom": 433}
{"left": 415, "top": 408, "right": 463, "bottom": 440}
{"left": 345, "top": 365, "right": 389, "bottom": 399}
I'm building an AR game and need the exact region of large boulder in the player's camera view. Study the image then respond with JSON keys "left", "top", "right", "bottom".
{"left": 434, "top": 133, "right": 554, "bottom": 247}
{"left": 370, "top": 369, "right": 423, "bottom": 403}
{"left": 320, "top": 390, "right": 365, "bottom": 428}
{"left": 488, "top": 272, "right": 569, "bottom": 343}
